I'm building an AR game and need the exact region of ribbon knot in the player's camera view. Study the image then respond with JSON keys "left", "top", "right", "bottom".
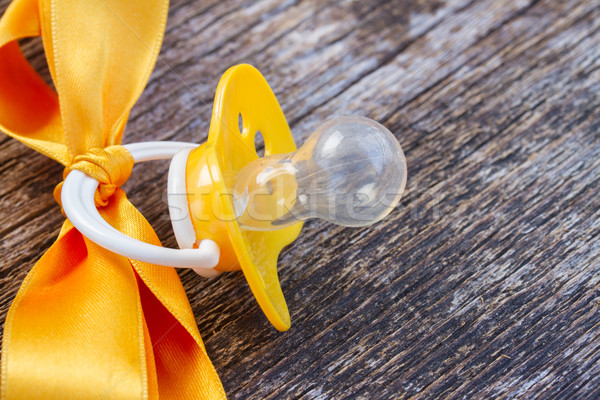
{"left": 54, "top": 145, "right": 134, "bottom": 208}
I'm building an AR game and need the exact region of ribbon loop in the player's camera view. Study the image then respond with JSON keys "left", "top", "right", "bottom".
{"left": 54, "top": 145, "right": 134, "bottom": 207}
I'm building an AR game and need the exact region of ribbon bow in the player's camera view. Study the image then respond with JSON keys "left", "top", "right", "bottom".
{"left": 0, "top": 0, "right": 226, "bottom": 398}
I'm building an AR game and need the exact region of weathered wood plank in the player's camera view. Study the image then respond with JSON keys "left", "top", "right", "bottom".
{"left": 1, "top": 0, "right": 600, "bottom": 398}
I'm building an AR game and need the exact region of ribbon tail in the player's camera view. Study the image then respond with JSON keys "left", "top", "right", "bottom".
{"left": 1, "top": 225, "right": 151, "bottom": 400}
{"left": 1, "top": 190, "right": 226, "bottom": 400}
{"left": 100, "top": 189, "right": 227, "bottom": 400}
{"left": 136, "top": 275, "right": 226, "bottom": 400}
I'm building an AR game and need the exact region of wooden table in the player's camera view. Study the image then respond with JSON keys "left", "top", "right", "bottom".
{"left": 1, "top": 0, "right": 599, "bottom": 398}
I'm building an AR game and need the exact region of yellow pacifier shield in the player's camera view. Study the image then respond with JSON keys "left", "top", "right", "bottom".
{"left": 187, "top": 64, "right": 302, "bottom": 331}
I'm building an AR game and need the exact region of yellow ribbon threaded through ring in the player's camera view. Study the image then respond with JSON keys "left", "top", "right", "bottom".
{"left": 54, "top": 145, "right": 134, "bottom": 208}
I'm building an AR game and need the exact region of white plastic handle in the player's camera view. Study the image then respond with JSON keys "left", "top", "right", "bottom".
{"left": 61, "top": 141, "right": 221, "bottom": 276}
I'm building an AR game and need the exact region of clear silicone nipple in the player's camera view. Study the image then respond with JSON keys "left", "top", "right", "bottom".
{"left": 233, "top": 116, "right": 407, "bottom": 231}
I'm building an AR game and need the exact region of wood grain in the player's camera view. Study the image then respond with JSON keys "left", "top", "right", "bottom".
{"left": 1, "top": 0, "right": 600, "bottom": 398}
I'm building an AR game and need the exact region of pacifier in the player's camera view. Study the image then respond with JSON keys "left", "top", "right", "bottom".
{"left": 62, "top": 64, "right": 407, "bottom": 331}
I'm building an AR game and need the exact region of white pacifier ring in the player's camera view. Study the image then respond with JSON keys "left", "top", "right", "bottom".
{"left": 61, "top": 141, "right": 221, "bottom": 277}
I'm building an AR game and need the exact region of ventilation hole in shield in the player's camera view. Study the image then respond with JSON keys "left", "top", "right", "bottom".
{"left": 238, "top": 113, "right": 244, "bottom": 135}
{"left": 254, "top": 131, "right": 265, "bottom": 157}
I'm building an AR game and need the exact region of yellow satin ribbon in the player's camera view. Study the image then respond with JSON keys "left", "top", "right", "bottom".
{"left": 0, "top": 0, "right": 226, "bottom": 398}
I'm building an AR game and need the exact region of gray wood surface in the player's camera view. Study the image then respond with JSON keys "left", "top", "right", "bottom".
{"left": 1, "top": 0, "right": 600, "bottom": 398}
